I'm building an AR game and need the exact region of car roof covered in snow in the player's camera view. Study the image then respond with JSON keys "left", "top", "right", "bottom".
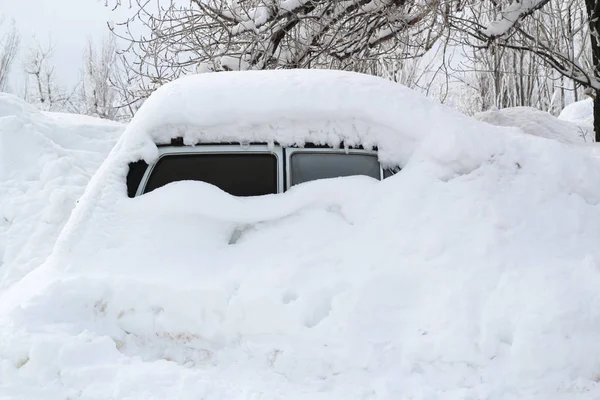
{"left": 119, "top": 69, "right": 481, "bottom": 167}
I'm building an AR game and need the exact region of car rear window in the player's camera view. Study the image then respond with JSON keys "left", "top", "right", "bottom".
{"left": 143, "top": 153, "right": 278, "bottom": 196}
{"left": 289, "top": 152, "right": 381, "bottom": 187}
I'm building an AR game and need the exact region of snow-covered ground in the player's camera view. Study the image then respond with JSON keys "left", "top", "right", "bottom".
{"left": 2, "top": 70, "right": 600, "bottom": 399}
{"left": 0, "top": 93, "right": 124, "bottom": 293}
{"left": 559, "top": 98, "right": 594, "bottom": 128}
{"left": 475, "top": 106, "right": 592, "bottom": 144}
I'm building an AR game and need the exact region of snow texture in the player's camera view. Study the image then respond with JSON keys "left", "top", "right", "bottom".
{"left": 475, "top": 106, "right": 592, "bottom": 144}
{"left": 118, "top": 69, "right": 485, "bottom": 168}
{"left": 2, "top": 70, "right": 600, "bottom": 399}
{"left": 0, "top": 93, "right": 123, "bottom": 293}
{"left": 559, "top": 98, "right": 594, "bottom": 128}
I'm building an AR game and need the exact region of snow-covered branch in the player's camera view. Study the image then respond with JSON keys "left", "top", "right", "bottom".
{"left": 110, "top": 0, "right": 444, "bottom": 83}
{"left": 483, "top": 0, "right": 553, "bottom": 38}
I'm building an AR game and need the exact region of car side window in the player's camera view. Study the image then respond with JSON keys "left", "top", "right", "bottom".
{"left": 143, "top": 153, "right": 279, "bottom": 196}
{"left": 127, "top": 160, "right": 149, "bottom": 198}
{"left": 289, "top": 152, "right": 381, "bottom": 187}
{"left": 383, "top": 166, "right": 400, "bottom": 179}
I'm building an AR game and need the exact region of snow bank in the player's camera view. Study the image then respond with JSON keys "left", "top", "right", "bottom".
{"left": 559, "top": 98, "right": 594, "bottom": 128}
{"left": 475, "top": 106, "right": 592, "bottom": 144}
{"left": 2, "top": 70, "right": 600, "bottom": 399}
{"left": 0, "top": 93, "right": 123, "bottom": 292}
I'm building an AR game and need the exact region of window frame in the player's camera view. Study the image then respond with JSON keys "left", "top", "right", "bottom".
{"left": 284, "top": 147, "right": 383, "bottom": 191}
{"left": 136, "top": 144, "right": 284, "bottom": 197}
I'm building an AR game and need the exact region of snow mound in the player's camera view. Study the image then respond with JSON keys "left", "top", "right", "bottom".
{"left": 0, "top": 93, "right": 124, "bottom": 292}
{"left": 122, "top": 69, "right": 482, "bottom": 167}
{"left": 475, "top": 106, "right": 591, "bottom": 144}
{"left": 42, "top": 110, "right": 124, "bottom": 127}
{"left": 2, "top": 71, "right": 600, "bottom": 399}
{"left": 559, "top": 98, "right": 594, "bottom": 127}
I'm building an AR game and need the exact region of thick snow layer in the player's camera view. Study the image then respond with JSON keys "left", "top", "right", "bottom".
{"left": 475, "top": 106, "right": 592, "bottom": 144}
{"left": 0, "top": 93, "right": 123, "bottom": 292}
{"left": 120, "top": 69, "right": 485, "bottom": 167}
{"left": 42, "top": 111, "right": 125, "bottom": 127}
{"left": 2, "top": 71, "right": 600, "bottom": 399}
{"left": 559, "top": 98, "right": 594, "bottom": 128}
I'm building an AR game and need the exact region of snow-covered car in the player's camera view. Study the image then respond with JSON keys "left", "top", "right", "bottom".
{"left": 124, "top": 71, "right": 405, "bottom": 198}
{"left": 2, "top": 69, "right": 600, "bottom": 399}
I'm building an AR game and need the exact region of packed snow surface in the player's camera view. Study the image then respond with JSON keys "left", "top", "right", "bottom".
{"left": 121, "top": 69, "right": 485, "bottom": 167}
{"left": 2, "top": 70, "right": 600, "bottom": 399}
{"left": 0, "top": 93, "right": 124, "bottom": 292}
{"left": 559, "top": 98, "right": 594, "bottom": 128}
{"left": 475, "top": 106, "right": 591, "bottom": 144}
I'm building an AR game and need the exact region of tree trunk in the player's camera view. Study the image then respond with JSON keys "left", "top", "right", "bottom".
{"left": 595, "top": 92, "right": 600, "bottom": 142}
{"left": 586, "top": 0, "right": 600, "bottom": 141}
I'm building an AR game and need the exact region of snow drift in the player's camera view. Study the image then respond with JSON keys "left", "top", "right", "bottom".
{"left": 559, "top": 98, "right": 594, "bottom": 128}
{"left": 2, "top": 70, "right": 600, "bottom": 399}
{"left": 0, "top": 93, "right": 123, "bottom": 292}
{"left": 475, "top": 106, "right": 592, "bottom": 144}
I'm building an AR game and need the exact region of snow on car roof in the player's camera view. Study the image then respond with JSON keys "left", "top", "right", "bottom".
{"left": 119, "top": 69, "right": 484, "bottom": 167}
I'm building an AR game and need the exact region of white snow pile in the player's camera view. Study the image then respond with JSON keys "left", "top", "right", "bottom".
{"left": 474, "top": 106, "right": 592, "bottom": 144}
{"left": 2, "top": 70, "right": 600, "bottom": 399}
{"left": 0, "top": 93, "right": 124, "bottom": 293}
{"left": 559, "top": 98, "right": 594, "bottom": 128}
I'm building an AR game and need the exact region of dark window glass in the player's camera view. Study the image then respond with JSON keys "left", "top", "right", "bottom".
{"left": 127, "top": 160, "right": 149, "bottom": 198}
{"left": 290, "top": 152, "right": 381, "bottom": 186}
{"left": 144, "top": 153, "right": 278, "bottom": 196}
{"left": 383, "top": 166, "right": 401, "bottom": 179}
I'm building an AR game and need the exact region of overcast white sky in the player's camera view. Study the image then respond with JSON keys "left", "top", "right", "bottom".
{"left": 1, "top": 0, "right": 127, "bottom": 93}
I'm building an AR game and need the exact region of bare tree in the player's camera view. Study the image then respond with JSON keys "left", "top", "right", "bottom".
{"left": 106, "top": 0, "right": 600, "bottom": 129}
{"left": 17, "top": 34, "right": 132, "bottom": 120}
{"left": 453, "top": 42, "right": 580, "bottom": 114}
{"left": 0, "top": 20, "right": 20, "bottom": 92}
{"left": 449, "top": 0, "right": 600, "bottom": 139}
{"left": 109, "top": 0, "right": 448, "bottom": 100}
{"left": 80, "top": 36, "right": 119, "bottom": 119}
{"left": 79, "top": 36, "right": 144, "bottom": 121}
{"left": 23, "top": 39, "right": 77, "bottom": 112}
{"left": 108, "top": 53, "right": 145, "bottom": 120}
